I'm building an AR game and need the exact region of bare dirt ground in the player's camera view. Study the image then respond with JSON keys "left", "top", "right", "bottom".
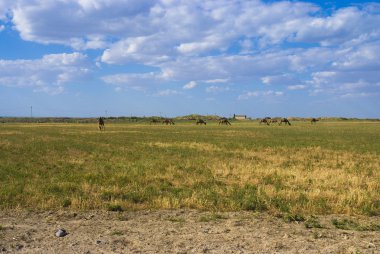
{"left": 0, "top": 210, "right": 379, "bottom": 254}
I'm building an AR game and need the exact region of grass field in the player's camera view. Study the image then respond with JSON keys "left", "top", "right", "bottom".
{"left": 1, "top": 120, "right": 379, "bottom": 216}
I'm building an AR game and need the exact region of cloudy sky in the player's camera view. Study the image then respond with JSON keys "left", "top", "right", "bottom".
{"left": 0, "top": 0, "right": 379, "bottom": 118}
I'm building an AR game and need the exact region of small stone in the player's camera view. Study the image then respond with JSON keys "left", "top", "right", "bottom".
{"left": 15, "top": 244, "right": 23, "bottom": 250}
{"left": 367, "top": 242, "right": 375, "bottom": 248}
{"left": 55, "top": 229, "right": 68, "bottom": 237}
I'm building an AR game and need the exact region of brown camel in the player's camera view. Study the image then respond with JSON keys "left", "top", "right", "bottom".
{"left": 196, "top": 119, "right": 207, "bottom": 125}
{"left": 98, "top": 117, "right": 105, "bottom": 131}
{"left": 219, "top": 118, "right": 231, "bottom": 125}
{"left": 162, "top": 119, "right": 175, "bottom": 125}
{"left": 311, "top": 118, "right": 319, "bottom": 124}
{"left": 279, "top": 118, "right": 291, "bottom": 126}
{"left": 270, "top": 118, "right": 278, "bottom": 124}
{"left": 259, "top": 118, "right": 270, "bottom": 125}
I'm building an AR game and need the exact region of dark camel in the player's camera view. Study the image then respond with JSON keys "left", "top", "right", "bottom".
{"left": 259, "top": 118, "right": 270, "bottom": 125}
{"left": 196, "top": 119, "right": 207, "bottom": 125}
{"left": 311, "top": 118, "right": 319, "bottom": 124}
{"left": 162, "top": 119, "right": 175, "bottom": 125}
{"left": 270, "top": 118, "right": 278, "bottom": 124}
{"left": 279, "top": 118, "right": 291, "bottom": 126}
{"left": 219, "top": 118, "right": 231, "bottom": 125}
{"left": 98, "top": 117, "right": 105, "bottom": 131}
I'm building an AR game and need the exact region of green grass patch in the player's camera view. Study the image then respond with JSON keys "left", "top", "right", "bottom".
{"left": 199, "top": 213, "right": 228, "bottom": 222}
{"left": 305, "top": 216, "right": 323, "bottom": 229}
{"left": 332, "top": 218, "right": 380, "bottom": 231}
{"left": 282, "top": 213, "right": 306, "bottom": 223}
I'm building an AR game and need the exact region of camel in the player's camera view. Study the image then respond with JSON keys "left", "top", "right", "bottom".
{"left": 279, "top": 118, "right": 291, "bottom": 126}
{"left": 270, "top": 118, "right": 278, "bottom": 124}
{"left": 259, "top": 118, "right": 270, "bottom": 125}
{"left": 162, "top": 119, "right": 175, "bottom": 125}
{"left": 196, "top": 119, "right": 206, "bottom": 125}
{"left": 219, "top": 118, "right": 231, "bottom": 125}
{"left": 98, "top": 117, "right": 105, "bottom": 131}
{"left": 311, "top": 118, "right": 319, "bottom": 124}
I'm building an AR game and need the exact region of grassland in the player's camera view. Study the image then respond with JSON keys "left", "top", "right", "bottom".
{"left": 0, "top": 120, "right": 379, "bottom": 216}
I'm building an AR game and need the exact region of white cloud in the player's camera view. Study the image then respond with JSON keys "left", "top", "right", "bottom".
{"left": 204, "top": 79, "right": 229, "bottom": 84}
{"left": 183, "top": 81, "right": 197, "bottom": 90}
{"left": 287, "top": 85, "right": 306, "bottom": 90}
{"left": 238, "top": 90, "right": 283, "bottom": 100}
{"left": 102, "top": 72, "right": 162, "bottom": 90}
{"left": 0, "top": 24, "right": 4, "bottom": 31}
{"left": 2, "top": 1, "right": 380, "bottom": 99}
{"left": 154, "top": 89, "right": 181, "bottom": 96}
{"left": 303, "top": 42, "right": 380, "bottom": 96}
{"left": 261, "top": 74, "right": 300, "bottom": 86}
{"left": 0, "top": 53, "right": 90, "bottom": 94}
{"left": 341, "top": 92, "right": 379, "bottom": 98}
{"left": 6, "top": 0, "right": 378, "bottom": 54}
{"left": 0, "top": 1, "right": 13, "bottom": 20}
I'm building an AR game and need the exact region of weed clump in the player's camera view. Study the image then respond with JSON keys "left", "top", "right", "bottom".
{"left": 107, "top": 204, "right": 123, "bottom": 212}
{"left": 332, "top": 218, "right": 380, "bottom": 231}
{"left": 305, "top": 216, "right": 323, "bottom": 229}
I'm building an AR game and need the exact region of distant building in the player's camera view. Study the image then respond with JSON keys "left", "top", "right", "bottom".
{"left": 233, "top": 114, "right": 247, "bottom": 120}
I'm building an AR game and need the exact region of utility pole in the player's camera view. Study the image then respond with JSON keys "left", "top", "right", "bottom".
{"left": 30, "top": 106, "right": 33, "bottom": 118}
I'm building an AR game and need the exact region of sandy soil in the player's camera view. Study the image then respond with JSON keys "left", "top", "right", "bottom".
{"left": 0, "top": 210, "right": 379, "bottom": 254}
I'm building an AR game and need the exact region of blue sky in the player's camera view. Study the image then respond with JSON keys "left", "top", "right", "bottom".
{"left": 0, "top": 0, "right": 379, "bottom": 118}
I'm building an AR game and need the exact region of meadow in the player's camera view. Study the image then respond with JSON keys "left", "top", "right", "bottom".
{"left": 1, "top": 120, "right": 379, "bottom": 216}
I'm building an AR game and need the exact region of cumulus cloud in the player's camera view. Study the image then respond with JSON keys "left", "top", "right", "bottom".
{"left": 303, "top": 42, "right": 380, "bottom": 97}
{"left": 102, "top": 72, "right": 163, "bottom": 90}
{"left": 0, "top": 1, "right": 13, "bottom": 20}
{"left": 154, "top": 89, "right": 182, "bottom": 96}
{"left": 287, "top": 85, "right": 306, "bottom": 90}
{"left": 2, "top": 0, "right": 380, "bottom": 99}
{"left": 11, "top": 0, "right": 156, "bottom": 49}
{"left": 238, "top": 90, "right": 284, "bottom": 100}
{"left": 204, "top": 79, "right": 229, "bottom": 83}
{"left": 0, "top": 53, "right": 90, "bottom": 94}
{"left": 261, "top": 74, "right": 301, "bottom": 86}
{"left": 6, "top": 1, "right": 378, "bottom": 53}
{"left": 205, "top": 85, "right": 230, "bottom": 93}
{"left": 183, "top": 81, "right": 197, "bottom": 90}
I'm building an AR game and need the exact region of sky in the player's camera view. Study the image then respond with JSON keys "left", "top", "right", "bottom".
{"left": 0, "top": 0, "right": 379, "bottom": 118}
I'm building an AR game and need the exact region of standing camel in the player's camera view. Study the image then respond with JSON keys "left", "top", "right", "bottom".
{"left": 98, "top": 117, "right": 105, "bottom": 131}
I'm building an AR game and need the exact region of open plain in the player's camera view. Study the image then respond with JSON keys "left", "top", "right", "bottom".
{"left": 1, "top": 120, "right": 379, "bottom": 253}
